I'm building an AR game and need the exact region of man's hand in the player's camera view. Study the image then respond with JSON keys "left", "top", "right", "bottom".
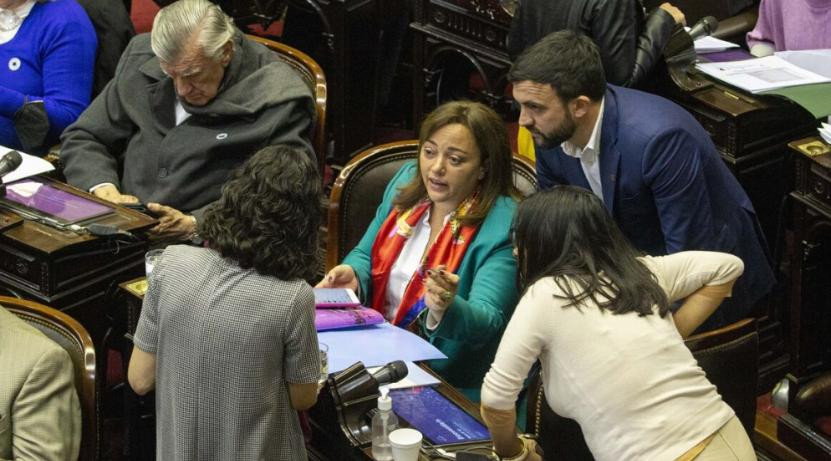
{"left": 146, "top": 203, "right": 197, "bottom": 241}
{"left": 92, "top": 184, "right": 140, "bottom": 204}
{"left": 659, "top": 2, "right": 686, "bottom": 25}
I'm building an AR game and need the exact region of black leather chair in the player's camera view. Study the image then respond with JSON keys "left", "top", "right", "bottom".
{"left": 526, "top": 318, "right": 759, "bottom": 460}
{"left": 326, "top": 139, "right": 537, "bottom": 270}
{"left": 2, "top": 296, "right": 99, "bottom": 461}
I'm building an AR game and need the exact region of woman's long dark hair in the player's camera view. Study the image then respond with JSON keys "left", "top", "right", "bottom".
{"left": 200, "top": 145, "right": 322, "bottom": 281}
{"left": 513, "top": 186, "right": 669, "bottom": 316}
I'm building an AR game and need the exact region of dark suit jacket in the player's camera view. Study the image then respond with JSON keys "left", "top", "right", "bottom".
{"left": 536, "top": 85, "right": 775, "bottom": 323}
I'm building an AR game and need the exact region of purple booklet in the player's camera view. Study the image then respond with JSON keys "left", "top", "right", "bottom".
{"left": 315, "top": 306, "right": 384, "bottom": 331}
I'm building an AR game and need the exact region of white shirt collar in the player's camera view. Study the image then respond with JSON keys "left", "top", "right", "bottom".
{"left": 561, "top": 97, "right": 605, "bottom": 162}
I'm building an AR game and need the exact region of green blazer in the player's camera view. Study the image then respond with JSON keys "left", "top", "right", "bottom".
{"left": 343, "top": 162, "right": 519, "bottom": 399}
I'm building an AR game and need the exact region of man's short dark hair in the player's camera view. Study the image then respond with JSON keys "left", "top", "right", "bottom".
{"left": 508, "top": 30, "right": 607, "bottom": 102}
{"left": 200, "top": 145, "right": 322, "bottom": 281}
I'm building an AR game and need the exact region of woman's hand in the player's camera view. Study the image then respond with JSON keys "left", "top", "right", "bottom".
{"left": 659, "top": 2, "right": 686, "bottom": 25}
{"left": 424, "top": 265, "right": 460, "bottom": 312}
{"left": 317, "top": 264, "right": 359, "bottom": 292}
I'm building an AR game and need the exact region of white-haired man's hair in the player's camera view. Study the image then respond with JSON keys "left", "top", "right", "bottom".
{"left": 150, "top": 0, "right": 236, "bottom": 63}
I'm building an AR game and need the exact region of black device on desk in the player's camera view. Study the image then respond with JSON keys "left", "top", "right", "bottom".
{"left": 122, "top": 202, "right": 161, "bottom": 218}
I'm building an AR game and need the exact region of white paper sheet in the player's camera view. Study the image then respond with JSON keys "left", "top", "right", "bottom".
{"left": 0, "top": 146, "right": 55, "bottom": 183}
{"left": 776, "top": 49, "right": 831, "bottom": 78}
{"left": 367, "top": 361, "right": 441, "bottom": 389}
{"left": 318, "top": 322, "right": 447, "bottom": 373}
{"left": 696, "top": 56, "right": 831, "bottom": 93}
{"left": 694, "top": 35, "right": 740, "bottom": 53}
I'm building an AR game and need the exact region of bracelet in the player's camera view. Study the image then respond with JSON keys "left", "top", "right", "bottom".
{"left": 500, "top": 436, "right": 530, "bottom": 461}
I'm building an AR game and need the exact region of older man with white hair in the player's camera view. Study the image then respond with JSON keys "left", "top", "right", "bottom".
{"left": 60, "top": 0, "right": 315, "bottom": 241}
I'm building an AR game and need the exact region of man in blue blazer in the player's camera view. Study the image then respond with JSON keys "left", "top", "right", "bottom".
{"left": 509, "top": 30, "right": 775, "bottom": 329}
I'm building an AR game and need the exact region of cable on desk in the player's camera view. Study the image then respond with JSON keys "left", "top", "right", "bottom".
{"left": 421, "top": 440, "right": 499, "bottom": 460}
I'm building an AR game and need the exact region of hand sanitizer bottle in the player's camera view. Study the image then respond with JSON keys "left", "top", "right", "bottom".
{"left": 371, "top": 386, "right": 398, "bottom": 461}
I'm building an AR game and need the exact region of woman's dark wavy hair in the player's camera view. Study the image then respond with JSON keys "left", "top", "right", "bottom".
{"left": 199, "top": 145, "right": 322, "bottom": 281}
{"left": 513, "top": 186, "right": 669, "bottom": 316}
{"left": 394, "top": 100, "right": 516, "bottom": 224}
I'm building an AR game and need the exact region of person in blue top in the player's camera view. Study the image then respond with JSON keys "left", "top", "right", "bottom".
{"left": 318, "top": 101, "right": 519, "bottom": 400}
{"left": 0, "top": 0, "right": 96, "bottom": 155}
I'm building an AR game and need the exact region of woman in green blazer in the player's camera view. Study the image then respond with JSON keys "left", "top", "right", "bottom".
{"left": 319, "top": 101, "right": 519, "bottom": 400}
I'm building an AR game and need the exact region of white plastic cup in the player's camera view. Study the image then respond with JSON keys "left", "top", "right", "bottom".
{"left": 389, "top": 428, "right": 422, "bottom": 461}
{"left": 145, "top": 249, "right": 164, "bottom": 276}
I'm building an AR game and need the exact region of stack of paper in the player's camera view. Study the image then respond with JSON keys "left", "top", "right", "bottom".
{"left": 696, "top": 56, "right": 831, "bottom": 93}
{"left": 0, "top": 146, "right": 55, "bottom": 183}
{"left": 318, "top": 322, "right": 447, "bottom": 373}
{"left": 694, "top": 35, "right": 740, "bottom": 54}
{"left": 819, "top": 122, "right": 831, "bottom": 145}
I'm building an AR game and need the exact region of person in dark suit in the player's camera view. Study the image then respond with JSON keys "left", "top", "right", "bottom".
{"left": 507, "top": 0, "right": 685, "bottom": 88}
{"left": 509, "top": 30, "right": 775, "bottom": 330}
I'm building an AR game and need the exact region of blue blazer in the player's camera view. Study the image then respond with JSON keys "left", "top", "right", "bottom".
{"left": 536, "top": 85, "right": 775, "bottom": 323}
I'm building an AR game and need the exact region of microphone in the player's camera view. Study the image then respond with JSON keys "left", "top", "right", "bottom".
{"left": 688, "top": 16, "right": 718, "bottom": 40}
{"left": 0, "top": 150, "right": 23, "bottom": 180}
{"left": 371, "top": 360, "right": 408, "bottom": 386}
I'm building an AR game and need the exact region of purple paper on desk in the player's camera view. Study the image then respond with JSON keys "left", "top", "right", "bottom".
{"left": 4, "top": 179, "right": 112, "bottom": 223}
{"left": 700, "top": 48, "right": 753, "bottom": 63}
{"left": 318, "top": 322, "right": 447, "bottom": 373}
{"left": 315, "top": 306, "right": 384, "bottom": 331}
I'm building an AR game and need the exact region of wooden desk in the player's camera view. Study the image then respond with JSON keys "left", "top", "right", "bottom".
{"left": 786, "top": 137, "right": 831, "bottom": 389}
{"left": 0, "top": 178, "right": 155, "bottom": 345}
{"left": 115, "top": 277, "right": 155, "bottom": 461}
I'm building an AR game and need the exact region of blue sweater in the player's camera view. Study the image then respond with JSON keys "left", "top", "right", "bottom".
{"left": 0, "top": 0, "right": 96, "bottom": 151}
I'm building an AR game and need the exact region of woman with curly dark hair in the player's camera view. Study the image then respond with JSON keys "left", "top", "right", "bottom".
{"left": 128, "top": 145, "right": 323, "bottom": 461}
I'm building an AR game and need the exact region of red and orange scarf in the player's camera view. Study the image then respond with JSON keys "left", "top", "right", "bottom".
{"left": 369, "top": 196, "right": 480, "bottom": 326}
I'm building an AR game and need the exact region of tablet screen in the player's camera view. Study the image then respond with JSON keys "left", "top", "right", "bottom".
{"left": 390, "top": 387, "right": 491, "bottom": 446}
{"left": 2, "top": 179, "right": 113, "bottom": 224}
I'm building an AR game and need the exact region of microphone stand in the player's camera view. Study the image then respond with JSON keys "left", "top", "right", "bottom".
{"left": 663, "top": 26, "right": 712, "bottom": 93}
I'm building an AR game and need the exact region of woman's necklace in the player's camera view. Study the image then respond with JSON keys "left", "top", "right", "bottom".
{"left": 0, "top": 1, "right": 31, "bottom": 33}
{"left": 0, "top": 8, "right": 23, "bottom": 32}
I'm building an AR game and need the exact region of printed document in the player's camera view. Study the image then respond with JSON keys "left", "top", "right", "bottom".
{"left": 696, "top": 55, "right": 831, "bottom": 93}
{"left": 0, "top": 146, "right": 55, "bottom": 183}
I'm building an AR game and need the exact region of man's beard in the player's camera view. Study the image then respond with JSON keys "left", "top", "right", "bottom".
{"left": 533, "top": 113, "right": 577, "bottom": 149}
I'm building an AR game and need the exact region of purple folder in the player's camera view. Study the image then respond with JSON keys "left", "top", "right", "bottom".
{"left": 315, "top": 306, "right": 384, "bottom": 331}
